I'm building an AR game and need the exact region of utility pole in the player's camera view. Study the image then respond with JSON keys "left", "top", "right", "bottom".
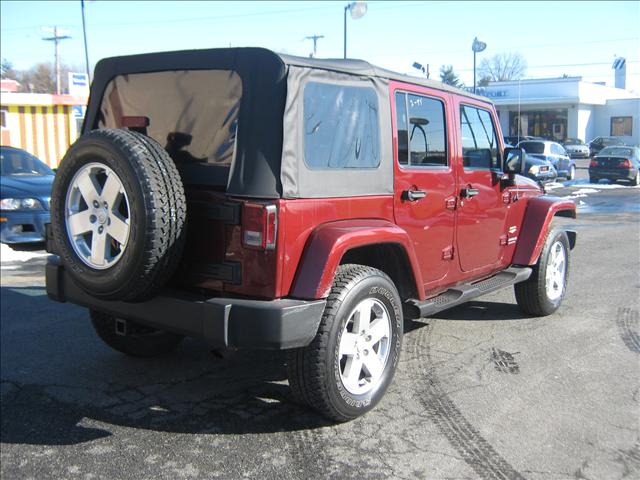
{"left": 42, "top": 26, "right": 71, "bottom": 95}
{"left": 304, "top": 34, "right": 325, "bottom": 58}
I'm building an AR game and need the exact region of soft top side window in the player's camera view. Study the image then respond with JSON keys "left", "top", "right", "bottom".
{"left": 303, "top": 82, "right": 380, "bottom": 170}
{"left": 460, "top": 105, "right": 500, "bottom": 170}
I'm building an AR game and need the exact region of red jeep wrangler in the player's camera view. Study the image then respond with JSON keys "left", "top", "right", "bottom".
{"left": 46, "top": 48, "right": 576, "bottom": 421}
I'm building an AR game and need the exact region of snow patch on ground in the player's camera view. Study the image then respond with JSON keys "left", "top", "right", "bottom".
{"left": 0, "top": 243, "right": 49, "bottom": 264}
{"left": 570, "top": 182, "right": 638, "bottom": 190}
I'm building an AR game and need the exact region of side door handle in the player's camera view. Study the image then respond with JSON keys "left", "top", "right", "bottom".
{"left": 402, "top": 189, "right": 427, "bottom": 202}
{"left": 461, "top": 187, "right": 480, "bottom": 199}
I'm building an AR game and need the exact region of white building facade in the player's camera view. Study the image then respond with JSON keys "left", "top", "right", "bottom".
{"left": 477, "top": 77, "right": 640, "bottom": 146}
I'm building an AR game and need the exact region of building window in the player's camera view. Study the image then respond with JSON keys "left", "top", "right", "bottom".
{"left": 610, "top": 116, "right": 632, "bottom": 136}
{"left": 0, "top": 109, "right": 7, "bottom": 128}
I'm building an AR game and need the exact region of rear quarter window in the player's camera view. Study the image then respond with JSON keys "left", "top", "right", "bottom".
{"left": 303, "top": 82, "right": 380, "bottom": 170}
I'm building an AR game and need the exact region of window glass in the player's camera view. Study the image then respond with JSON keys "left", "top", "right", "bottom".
{"left": 0, "top": 149, "right": 54, "bottom": 176}
{"left": 611, "top": 116, "right": 632, "bottom": 136}
{"left": 406, "top": 94, "right": 447, "bottom": 167}
{"left": 395, "top": 92, "right": 409, "bottom": 165}
{"left": 304, "top": 82, "right": 380, "bottom": 170}
{"left": 550, "top": 144, "right": 560, "bottom": 155}
{"left": 461, "top": 105, "right": 499, "bottom": 169}
{"left": 517, "top": 141, "right": 545, "bottom": 154}
{"left": 600, "top": 147, "right": 633, "bottom": 157}
{"left": 99, "top": 70, "right": 242, "bottom": 166}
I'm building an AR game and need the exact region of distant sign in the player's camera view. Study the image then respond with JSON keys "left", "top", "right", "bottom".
{"left": 68, "top": 72, "right": 89, "bottom": 97}
{"left": 72, "top": 106, "right": 85, "bottom": 118}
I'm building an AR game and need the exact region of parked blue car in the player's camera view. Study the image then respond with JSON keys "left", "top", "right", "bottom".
{"left": 1, "top": 146, "right": 54, "bottom": 244}
{"left": 517, "top": 140, "right": 576, "bottom": 180}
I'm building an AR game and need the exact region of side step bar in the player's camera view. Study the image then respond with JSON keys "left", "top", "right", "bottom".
{"left": 406, "top": 267, "right": 532, "bottom": 318}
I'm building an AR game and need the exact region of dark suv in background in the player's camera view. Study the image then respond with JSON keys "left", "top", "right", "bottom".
{"left": 588, "top": 136, "right": 625, "bottom": 157}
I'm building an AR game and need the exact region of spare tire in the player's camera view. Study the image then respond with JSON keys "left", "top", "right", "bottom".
{"left": 50, "top": 128, "right": 186, "bottom": 301}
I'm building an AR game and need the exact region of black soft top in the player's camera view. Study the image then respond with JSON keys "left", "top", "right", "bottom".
{"left": 86, "top": 48, "right": 490, "bottom": 198}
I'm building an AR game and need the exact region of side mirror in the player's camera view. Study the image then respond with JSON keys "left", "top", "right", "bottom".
{"left": 504, "top": 147, "right": 525, "bottom": 176}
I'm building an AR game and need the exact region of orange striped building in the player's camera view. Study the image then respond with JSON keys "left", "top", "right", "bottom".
{"left": 0, "top": 93, "right": 88, "bottom": 168}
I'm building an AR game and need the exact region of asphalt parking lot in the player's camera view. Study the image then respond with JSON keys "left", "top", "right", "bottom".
{"left": 1, "top": 169, "right": 639, "bottom": 479}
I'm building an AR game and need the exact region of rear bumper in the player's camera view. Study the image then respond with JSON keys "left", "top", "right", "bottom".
{"left": 589, "top": 167, "right": 636, "bottom": 181}
{"left": 46, "top": 258, "right": 326, "bottom": 350}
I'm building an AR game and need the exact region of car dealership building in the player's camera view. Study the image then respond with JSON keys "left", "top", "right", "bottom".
{"left": 478, "top": 77, "right": 640, "bottom": 146}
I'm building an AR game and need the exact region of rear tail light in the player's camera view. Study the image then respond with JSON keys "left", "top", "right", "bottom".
{"left": 589, "top": 160, "right": 598, "bottom": 167}
{"left": 242, "top": 203, "right": 277, "bottom": 250}
{"left": 618, "top": 159, "right": 632, "bottom": 168}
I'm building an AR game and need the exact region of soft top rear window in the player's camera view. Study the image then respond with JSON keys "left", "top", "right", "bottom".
{"left": 98, "top": 70, "right": 242, "bottom": 168}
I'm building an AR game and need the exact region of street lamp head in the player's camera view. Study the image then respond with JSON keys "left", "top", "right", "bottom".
{"left": 472, "top": 37, "right": 487, "bottom": 53}
{"left": 347, "top": 1, "right": 368, "bottom": 20}
{"left": 412, "top": 62, "right": 425, "bottom": 74}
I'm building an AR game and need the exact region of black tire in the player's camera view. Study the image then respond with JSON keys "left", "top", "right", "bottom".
{"left": 515, "top": 227, "right": 570, "bottom": 316}
{"left": 630, "top": 170, "right": 640, "bottom": 186}
{"left": 567, "top": 165, "right": 576, "bottom": 181}
{"left": 287, "top": 264, "right": 403, "bottom": 422}
{"left": 90, "top": 310, "right": 183, "bottom": 357}
{"left": 50, "top": 129, "right": 186, "bottom": 301}
{"left": 589, "top": 175, "right": 598, "bottom": 184}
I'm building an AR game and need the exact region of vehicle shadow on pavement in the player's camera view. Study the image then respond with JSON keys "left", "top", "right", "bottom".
{"left": 0, "top": 287, "right": 332, "bottom": 447}
{"left": 432, "top": 301, "right": 531, "bottom": 321}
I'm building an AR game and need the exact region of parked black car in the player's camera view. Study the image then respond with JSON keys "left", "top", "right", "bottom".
{"left": 589, "top": 146, "right": 640, "bottom": 185}
{"left": 588, "top": 136, "right": 625, "bottom": 157}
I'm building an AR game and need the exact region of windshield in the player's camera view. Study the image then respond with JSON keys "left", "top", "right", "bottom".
{"left": 564, "top": 138, "right": 583, "bottom": 145}
{"left": 518, "top": 141, "right": 545, "bottom": 154}
{"left": 599, "top": 147, "right": 633, "bottom": 157}
{"left": 0, "top": 149, "right": 54, "bottom": 176}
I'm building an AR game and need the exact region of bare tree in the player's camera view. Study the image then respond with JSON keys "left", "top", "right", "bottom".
{"left": 17, "top": 62, "right": 80, "bottom": 93}
{"left": 1, "top": 58, "right": 18, "bottom": 80}
{"left": 478, "top": 52, "right": 527, "bottom": 82}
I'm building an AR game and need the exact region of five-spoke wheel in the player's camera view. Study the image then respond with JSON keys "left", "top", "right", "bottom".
{"left": 65, "top": 163, "right": 130, "bottom": 269}
{"left": 338, "top": 298, "right": 391, "bottom": 396}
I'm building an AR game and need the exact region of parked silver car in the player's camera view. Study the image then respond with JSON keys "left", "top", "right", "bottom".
{"left": 562, "top": 138, "right": 590, "bottom": 159}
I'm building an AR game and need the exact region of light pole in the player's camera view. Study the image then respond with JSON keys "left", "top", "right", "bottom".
{"left": 472, "top": 36, "right": 486, "bottom": 94}
{"left": 412, "top": 61, "right": 430, "bottom": 79}
{"left": 81, "top": 0, "right": 91, "bottom": 83}
{"left": 343, "top": 1, "right": 367, "bottom": 59}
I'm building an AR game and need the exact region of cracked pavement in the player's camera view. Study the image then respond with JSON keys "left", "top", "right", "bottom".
{"left": 1, "top": 180, "right": 639, "bottom": 479}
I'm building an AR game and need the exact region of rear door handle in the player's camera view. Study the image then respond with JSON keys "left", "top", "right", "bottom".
{"left": 461, "top": 187, "right": 480, "bottom": 199}
{"left": 402, "top": 189, "right": 427, "bottom": 202}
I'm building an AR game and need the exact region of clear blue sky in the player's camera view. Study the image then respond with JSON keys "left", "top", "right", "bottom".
{"left": 2, "top": 1, "right": 639, "bottom": 92}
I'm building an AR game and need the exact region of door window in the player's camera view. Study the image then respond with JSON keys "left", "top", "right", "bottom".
{"left": 395, "top": 92, "right": 447, "bottom": 167}
{"left": 460, "top": 105, "right": 499, "bottom": 170}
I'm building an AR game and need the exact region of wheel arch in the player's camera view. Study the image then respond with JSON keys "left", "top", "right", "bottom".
{"left": 512, "top": 196, "right": 577, "bottom": 266}
{"left": 289, "top": 219, "right": 424, "bottom": 301}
